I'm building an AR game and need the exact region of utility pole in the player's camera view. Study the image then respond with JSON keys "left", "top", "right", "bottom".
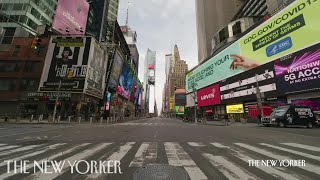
{"left": 193, "top": 82, "right": 197, "bottom": 124}
{"left": 255, "top": 74, "right": 264, "bottom": 117}
{"left": 52, "top": 79, "right": 62, "bottom": 123}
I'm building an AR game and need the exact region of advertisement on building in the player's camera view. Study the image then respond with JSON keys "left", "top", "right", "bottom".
{"left": 220, "top": 62, "right": 278, "bottom": 104}
{"left": 186, "top": 0, "right": 320, "bottom": 92}
{"left": 186, "top": 94, "right": 196, "bottom": 107}
{"left": 226, "top": 104, "right": 244, "bottom": 114}
{"left": 108, "top": 51, "right": 124, "bottom": 90}
{"left": 84, "top": 39, "right": 108, "bottom": 98}
{"left": 39, "top": 36, "right": 91, "bottom": 93}
{"left": 105, "top": 92, "right": 111, "bottom": 110}
{"left": 175, "top": 106, "right": 185, "bottom": 115}
{"left": 52, "top": 0, "right": 89, "bottom": 35}
{"left": 197, "top": 84, "right": 221, "bottom": 107}
{"left": 118, "top": 62, "right": 134, "bottom": 99}
{"left": 130, "top": 79, "right": 139, "bottom": 102}
{"left": 274, "top": 43, "right": 320, "bottom": 94}
{"left": 170, "top": 98, "right": 174, "bottom": 110}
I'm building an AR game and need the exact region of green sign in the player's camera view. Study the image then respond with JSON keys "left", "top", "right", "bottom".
{"left": 186, "top": 0, "right": 320, "bottom": 92}
{"left": 175, "top": 106, "right": 185, "bottom": 115}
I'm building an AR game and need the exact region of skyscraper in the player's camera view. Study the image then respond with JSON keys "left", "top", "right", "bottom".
{"left": 0, "top": 0, "right": 58, "bottom": 43}
{"left": 143, "top": 49, "right": 156, "bottom": 114}
{"left": 108, "top": 0, "right": 119, "bottom": 21}
{"left": 121, "top": 25, "right": 139, "bottom": 74}
{"left": 195, "top": 0, "right": 244, "bottom": 63}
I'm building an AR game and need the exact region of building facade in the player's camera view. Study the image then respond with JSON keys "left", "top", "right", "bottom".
{"left": 121, "top": 25, "right": 139, "bottom": 74}
{"left": 108, "top": 0, "right": 119, "bottom": 21}
{"left": 0, "top": 0, "right": 57, "bottom": 44}
{"left": 195, "top": 0, "right": 245, "bottom": 63}
{"left": 167, "top": 45, "right": 188, "bottom": 115}
{"left": 142, "top": 49, "right": 156, "bottom": 114}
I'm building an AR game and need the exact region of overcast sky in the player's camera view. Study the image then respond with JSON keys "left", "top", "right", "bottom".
{"left": 117, "top": 0, "right": 198, "bottom": 114}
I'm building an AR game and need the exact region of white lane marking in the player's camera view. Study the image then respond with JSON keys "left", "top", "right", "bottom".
{"left": 164, "top": 142, "right": 208, "bottom": 180}
{"left": 212, "top": 143, "right": 301, "bottom": 180}
{"left": 0, "top": 143, "right": 65, "bottom": 167}
{"left": 86, "top": 142, "right": 135, "bottom": 179}
{"left": 0, "top": 144, "right": 7, "bottom": 147}
{"left": 0, "top": 127, "right": 66, "bottom": 138}
{"left": 203, "top": 154, "right": 257, "bottom": 180}
{"left": 188, "top": 142, "right": 206, "bottom": 147}
{"left": 143, "top": 123, "right": 148, "bottom": 125}
{"left": 0, "top": 143, "right": 91, "bottom": 179}
{"left": 0, "top": 145, "right": 20, "bottom": 152}
{"left": 130, "top": 142, "right": 157, "bottom": 167}
{"left": 211, "top": 143, "right": 228, "bottom": 148}
{"left": 28, "top": 143, "right": 111, "bottom": 180}
{"left": 0, "top": 144, "right": 44, "bottom": 156}
{"left": 235, "top": 143, "right": 320, "bottom": 176}
{"left": 281, "top": 143, "right": 320, "bottom": 152}
{"left": 261, "top": 143, "right": 320, "bottom": 161}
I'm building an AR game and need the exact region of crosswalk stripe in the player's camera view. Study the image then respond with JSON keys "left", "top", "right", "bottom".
{"left": 0, "top": 144, "right": 44, "bottom": 157}
{"left": 260, "top": 143, "right": 320, "bottom": 161}
{"left": 164, "top": 142, "right": 208, "bottom": 180}
{"left": 0, "top": 143, "right": 65, "bottom": 167}
{"left": 235, "top": 143, "right": 320, "bottom": 176}
{"left": 188, "top": 142, "right": 206, "bottom": 147}
{"left": 28, "top": 143, "right": 111, "bottom": 180}
{"left": 0, "top": 145, "right": 20, "bottom": 151}
{"left": 281, "top": 143, "right": 320, "bottom": 152}
{"left": 87, "top": 142, "right": 135, "bottom": 179}
{"left": 211, "top": 143, "right": 301, "bottom": 180}
{"left": 0, "top": 143, "right": 91, "bottom": 179}
{"left": 202, "top": 154, "right": 257, "bottom": 180}
{"left": 0, "top": 144, "right": 6, "bottom": 146}
{"left": 130, "top": 142, "right": 157, "bottom": 167}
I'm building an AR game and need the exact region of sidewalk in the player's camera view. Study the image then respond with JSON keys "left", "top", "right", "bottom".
{"left": 0, "top": 116, "right": 143, "bottom": 125}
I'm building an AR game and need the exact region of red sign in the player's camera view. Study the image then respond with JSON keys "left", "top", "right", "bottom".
{"left": 148, "top": 64, "right": 154, "bottom": 69}
{"left": 197, "top": 84, "right": 220, "bottom": 107}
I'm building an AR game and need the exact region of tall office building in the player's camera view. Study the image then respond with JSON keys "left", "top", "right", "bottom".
{"left": 0, "top": 0, "right": 58, "bottom": 44}
{"left": 108, "top": 0, "right": 119, "bottom": 21}
{"left": 121, "top": 25, "right": 139, "bottom": 74}
{"left": 167, "top": 45, "right": 188, "bottom": 113}
{"left": 165, "top": 54, "right": 172, "bottom": 78}
{"left": 143, "top": 49, "right": 156, "bottom": 114}
{"left": 195, "top": 0, "right": 244, "bottom": 63}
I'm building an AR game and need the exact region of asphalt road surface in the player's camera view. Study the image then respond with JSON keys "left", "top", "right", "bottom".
{"left": 0, "top": 117, "right": 320, "bottom": 180}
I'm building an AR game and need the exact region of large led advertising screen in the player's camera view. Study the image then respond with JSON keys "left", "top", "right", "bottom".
{"left": 186, "top": 0, "right": 320, "bottom": 92}
{"left": 117, "top": 63, "right": 133, "bottom": 99}
{"left": 39, "top": 36, "right": 91, "bottom": 93}
{"left": 274, "top": 43, "right": 320, "bottom": 94}
{"left": 52, "top": 0, "right": 89, "bottom": 35}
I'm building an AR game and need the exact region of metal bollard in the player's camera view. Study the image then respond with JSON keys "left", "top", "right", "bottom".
{"left": 68, "top": 116, "right": 71, "bottom": 123}
{"left": 30, "top": 115, "right": 34, "bottom": 122}
{"left": 100, "top": 117, "right": 103, "bottom": 124}
{"left": 57, "top": 116, "right": 61, "bottom": 123}
{"left": 90, "top": 117, "right": 93, "bottom": 124}
{"left": 38, "top": 114, "right": 42, "bottom": 122}
{"left": 78, "top": 117, "right": 81, "bottom": 124}
{"left": 107, "top": 117, "right": 110, "bottom": 124}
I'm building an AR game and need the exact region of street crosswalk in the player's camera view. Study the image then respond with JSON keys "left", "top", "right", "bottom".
{"left": 111, "top": 122, "right": 172, "bottom": 126}
{"left": 0, "top": 142, "right": 319, "bottom": 179}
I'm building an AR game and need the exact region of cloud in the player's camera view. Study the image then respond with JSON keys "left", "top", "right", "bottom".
{"left": 118, "top": 0, "right": 198, "bottom": 114}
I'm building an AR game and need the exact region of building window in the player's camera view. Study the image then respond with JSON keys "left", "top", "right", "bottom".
{"left": 21, "top": 79, "right": 38, "bottom": 91}
{"left": 232, "top": 21, "right": 242, "bottom": 36}
{"left": 0, "top": 79, "right": 17, "bottom": 91}
{"left": 219, "top": 27, "right": 229, "bottom": 43}
{"left": 24, "top": 61, "right": 41, "bottom": 73}
{"left": 1, "top": 28, "right": 15, "bottom": 44}
{"left": 0, "top": 61, "right": 22, "bottom": 72}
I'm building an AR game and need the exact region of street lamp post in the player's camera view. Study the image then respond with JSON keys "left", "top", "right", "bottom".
{"left": 52, "top": 79, "right": 61, "bottom": 123}
{"left": 192, "top": 82, "right": 197, "bottom": 124}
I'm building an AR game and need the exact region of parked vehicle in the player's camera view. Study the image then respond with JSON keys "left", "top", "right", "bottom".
{"left": 261, "top": 105, "right": 317, "bottom": 128}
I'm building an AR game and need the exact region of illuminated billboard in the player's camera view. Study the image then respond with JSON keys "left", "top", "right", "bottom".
{"left": 117, "top": 63, "right": 133, "bottom": 99}
{"left": 175, "top": 106, "right": 185, "bottom": 115}
{"left": 226, "top": 104, "right": 244, "bottom": 114}
{"left": 186, "top": 0, "right": 320, "bottom": 92}
{"left": 52, "top": 0, "right": 89, "bottom": 35}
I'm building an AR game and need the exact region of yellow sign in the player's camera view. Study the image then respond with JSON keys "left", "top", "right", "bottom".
{"left": 226, "top": 104, "right": 244, "bottom": 114}
{"left": 170, "top": 102, "right": 174, "bottom": 110}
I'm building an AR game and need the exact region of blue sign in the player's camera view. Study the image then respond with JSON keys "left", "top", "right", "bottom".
{"left": 266, "top": 37, "right": 293, "bottom": 57}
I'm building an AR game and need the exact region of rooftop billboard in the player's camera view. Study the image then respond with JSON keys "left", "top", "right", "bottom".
{"left": 186, "top": 0, "right": 320, "bottom": 92}
{"left": 52, "top": 0, "right": 89, "bottom": 35}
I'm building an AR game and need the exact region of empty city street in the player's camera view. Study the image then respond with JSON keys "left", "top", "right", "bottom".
{"left": 0, "top": 118, "right": 320, "bottom": 179}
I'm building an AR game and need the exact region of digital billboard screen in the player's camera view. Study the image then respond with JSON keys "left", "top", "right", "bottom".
{"left": 117, "top": 63, "right": 133, "bottom": 99}
{"left": 274, "top": 43, "right": 320, "bottom": 94}
{"left": 186, "top": 0, "right": 320, "bottom": 92}
{"left": 52, "top": 0, "right": 89, "bottom": 35}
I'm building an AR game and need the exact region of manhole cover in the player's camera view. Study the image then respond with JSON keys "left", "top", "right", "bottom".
{"left": 133, "top": 164, "right": 189, "bottom": 180}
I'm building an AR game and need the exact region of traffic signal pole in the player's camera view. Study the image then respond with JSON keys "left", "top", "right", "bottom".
{"left": 52, "top": 79, "right": 61, "bottom": 123}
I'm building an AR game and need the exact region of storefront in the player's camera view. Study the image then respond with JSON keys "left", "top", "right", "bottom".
{"left": 197, "top": 83, "right": 221, "bottom": 119}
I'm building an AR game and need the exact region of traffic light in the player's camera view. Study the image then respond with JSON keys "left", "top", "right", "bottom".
{"left": 174, "top": 85, "right": 177, "bottom": 91}
{"left": 31, "top": 36, "right": 41, "bottom": 50}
